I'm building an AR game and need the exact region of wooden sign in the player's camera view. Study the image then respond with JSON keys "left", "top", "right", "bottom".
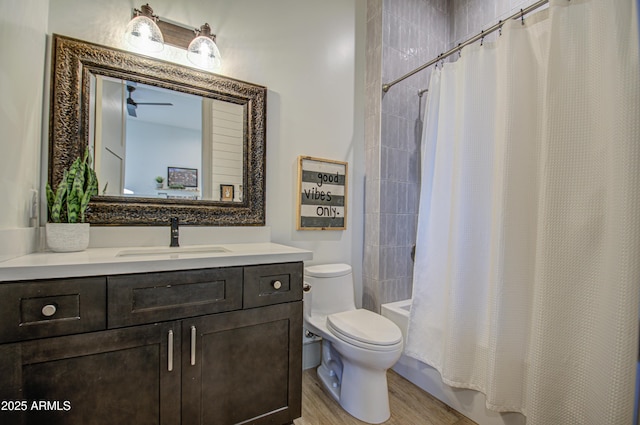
{"left": 297, "top": 156, "right": 348, "bottom": 230}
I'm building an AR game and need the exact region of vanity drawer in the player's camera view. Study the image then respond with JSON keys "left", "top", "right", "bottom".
{"left": 0, "top": 277, "right": 106, "bottom": 343}
{"left": 243, "top": 262, "right": 303, "bottom": 308}
{"left": 108, "top": 267, "right": 243, "bottom": 327}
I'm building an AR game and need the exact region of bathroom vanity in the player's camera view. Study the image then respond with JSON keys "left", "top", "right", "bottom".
{"left": 0, "top": 243, "right": 311, "bottom": 425}
{"left": 8, "top": 30, "right": 311, "bottom": 424}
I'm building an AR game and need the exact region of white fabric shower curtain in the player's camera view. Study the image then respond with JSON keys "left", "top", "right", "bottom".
{"left": 406, "top": 0, "right": 639, "bottom": 423}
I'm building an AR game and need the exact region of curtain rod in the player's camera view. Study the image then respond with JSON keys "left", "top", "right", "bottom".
{"left": 382, "top": 0, "right": 549, "bottom": 93}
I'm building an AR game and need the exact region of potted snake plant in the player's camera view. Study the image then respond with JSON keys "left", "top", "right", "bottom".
{"left": 45, "top": 150, "right": 99, "bottom": 252}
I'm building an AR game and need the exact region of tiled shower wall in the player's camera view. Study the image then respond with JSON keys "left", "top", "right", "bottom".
{"left": 451, "top": 0, "right": 542, "bottom": 45}
{"left": 364, "top": 0, "right": 539, "bottom": 312}
{"left": 364, "top": 0, "right": 383, "bottom": 311}
{"left": 364, "top": 0, "right": 450, "bottom": 312}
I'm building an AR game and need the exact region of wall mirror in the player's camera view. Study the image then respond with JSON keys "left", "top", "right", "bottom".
{"left": 49, "top": 34, "right": 266, "bottom": 225}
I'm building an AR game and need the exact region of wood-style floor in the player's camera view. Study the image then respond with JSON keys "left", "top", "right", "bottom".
{"left": 295, "top": 369, "right": 477, "bottom": 425}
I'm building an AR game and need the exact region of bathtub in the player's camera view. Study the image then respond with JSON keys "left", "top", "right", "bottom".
{"left": 381, "top": 299, "right": 525, "bottom": 425}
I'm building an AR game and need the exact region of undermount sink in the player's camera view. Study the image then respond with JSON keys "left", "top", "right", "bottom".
{"left": 116, "top": 245, "right": 230, "bottom": 257}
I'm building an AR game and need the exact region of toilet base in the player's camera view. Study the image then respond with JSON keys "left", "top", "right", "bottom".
{"left": 316, "top": 341, "right": 392, "bottom": 424}
{"left": 317, "top": 362, "right": 341, "bottom": 402}
{"left": 338, "top": 359, "right": 391, "bottom": 424}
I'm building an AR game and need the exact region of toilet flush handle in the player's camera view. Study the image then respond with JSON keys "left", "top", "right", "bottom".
{"left": 303, "top": 282, "right": 311, "bottom": 292}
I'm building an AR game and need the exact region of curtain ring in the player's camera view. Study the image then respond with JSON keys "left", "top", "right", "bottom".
{"left": 498, "top": 20, "right": 503, "bottom": 36}
{"left": 480, "top": 30, "right": 484, "bottom": 46}
{"left": 521, "top": 8, "right": 525, "bottom": 25}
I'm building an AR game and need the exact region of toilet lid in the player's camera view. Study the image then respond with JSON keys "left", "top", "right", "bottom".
{"left": 305, "top": 263, "right": 351, "bottom": 278}
{"left": 327, "top": 309, "right": 402, "bottom": 347}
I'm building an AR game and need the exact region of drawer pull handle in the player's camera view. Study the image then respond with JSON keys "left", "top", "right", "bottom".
{"left": 168, "top": 330, "right": 174, "bottom": 372}
{"left": 190, "top": 326, "right": 196, "bottom": 366}
{"left": 272, "top": 280, "right": 282, "bottom": 290}
{"left": 41, "top": 304, "right": 57, "bottom": 317}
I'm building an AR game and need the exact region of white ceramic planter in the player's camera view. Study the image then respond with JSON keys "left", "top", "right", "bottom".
{"left": 46, "top": 223, "right": 90, "bottom": 252}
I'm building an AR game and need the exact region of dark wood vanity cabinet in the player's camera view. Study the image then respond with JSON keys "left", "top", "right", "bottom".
{"left": 0, "top": 322, "right": 181, "bottom": 425}
{"left": 0, "top": 262, "right": 303, "bottom": 425}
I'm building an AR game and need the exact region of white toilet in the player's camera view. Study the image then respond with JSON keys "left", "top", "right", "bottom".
{"left": 303, "top": 263, "right": 403, "bottom": 424}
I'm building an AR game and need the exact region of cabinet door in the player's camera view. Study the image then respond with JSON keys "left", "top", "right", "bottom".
{"left": 0, "top": 323, "right": 181, "bottom": 425}
{"left": 182, "top": 302, "right": 302, "bottom": 425}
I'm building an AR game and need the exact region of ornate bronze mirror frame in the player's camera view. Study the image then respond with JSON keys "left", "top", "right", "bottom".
{"left": 49, "top": 34, "right": 266, "bottom": 225}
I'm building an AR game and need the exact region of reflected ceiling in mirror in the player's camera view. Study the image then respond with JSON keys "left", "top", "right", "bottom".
{"left": 49, "top": 34, "right": 266, "bottom": 226}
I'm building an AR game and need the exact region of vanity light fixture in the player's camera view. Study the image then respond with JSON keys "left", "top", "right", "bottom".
{"left": 124, "top": 4, "right": 222, "bottom": 71}
{"left": 124, "top": 3, "right": 164, "bottom": 52}
{"left": 187, "top": 24, "right": 222, "bottom": 71}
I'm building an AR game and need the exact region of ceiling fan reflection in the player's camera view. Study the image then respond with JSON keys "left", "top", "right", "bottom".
{"left": 126, "top": 85, "right": 173, "bottom": 117}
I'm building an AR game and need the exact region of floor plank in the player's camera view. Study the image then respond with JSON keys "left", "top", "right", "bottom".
{"left": 295, "top": 368, "right": 477, "bottom": 425}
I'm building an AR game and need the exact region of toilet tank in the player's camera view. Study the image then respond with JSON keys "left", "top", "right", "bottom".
{"left": 304, "top": 263, "right": 356, "bottom": 316}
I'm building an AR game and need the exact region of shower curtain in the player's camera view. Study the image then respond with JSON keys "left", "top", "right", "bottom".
{"left": 406, "top": 0, "right": 639, "bottom": 423}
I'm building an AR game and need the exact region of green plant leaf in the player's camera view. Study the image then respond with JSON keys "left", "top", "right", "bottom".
{"left": 49, "top": 169, "right": 68, "bottom": 223}
{"left": 66, "top": 157, "right": 80, "bottom": 190}
{"left": 67, "top": 177, "right": 81, "bottom": 223}
{"left": 80, "top": 167, "right": 98, "bottom": 222}
{"left": 46, "top": 183, "right": 55, "bottom": 219}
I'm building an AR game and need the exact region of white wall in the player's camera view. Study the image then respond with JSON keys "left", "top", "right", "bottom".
{"left": 42, "top": 0, "right": 366, "bottom": 298}
{"left": 0, "top": 0, "right": 49, "bottom": 260}
{"left": 125, "top": 120, "right": 201, "bottom": 196}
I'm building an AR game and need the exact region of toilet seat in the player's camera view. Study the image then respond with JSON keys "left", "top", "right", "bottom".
{"left": 327, "top": 309, "right": 402, "bottom": 351}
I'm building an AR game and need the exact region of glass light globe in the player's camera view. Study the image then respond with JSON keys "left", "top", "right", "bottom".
{"left": 124, "top": 15, "right": 164, "bottom": 53}
{"left": 187, "top": 34, "right": 222, "bottom": 71}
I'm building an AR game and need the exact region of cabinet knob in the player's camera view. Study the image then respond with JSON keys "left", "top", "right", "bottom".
{"left": 272, "top": 280, "right": 282, "bottom": 290}
{"left": 41, "top": 304, "right": 57, "bottom": 317}
{"left": 303, "top": 283, "right": 312, "bottom": 292}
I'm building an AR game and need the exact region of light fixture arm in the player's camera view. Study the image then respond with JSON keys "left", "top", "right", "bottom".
{"left": 194, "top": 23, "right": 217, "bottom": 43}
{"left": 134, "top": 3, "right": 159, "bottom": 22}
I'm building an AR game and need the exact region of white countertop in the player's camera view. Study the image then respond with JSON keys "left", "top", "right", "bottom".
{"left": 0, "top": 243, "right": 313, "bottom": 282}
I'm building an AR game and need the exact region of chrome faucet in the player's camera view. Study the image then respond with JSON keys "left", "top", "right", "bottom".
{"left": 170, "top": 217, "right": 179, "bottom": 247}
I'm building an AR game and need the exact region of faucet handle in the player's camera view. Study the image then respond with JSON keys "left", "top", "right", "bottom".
{"left": 170, "top": 217, "right": 179, "bottom": 247}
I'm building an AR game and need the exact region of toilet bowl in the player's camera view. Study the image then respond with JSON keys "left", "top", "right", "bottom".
{"left": 303, "top": 263, "right": 403, "bottom": 424}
